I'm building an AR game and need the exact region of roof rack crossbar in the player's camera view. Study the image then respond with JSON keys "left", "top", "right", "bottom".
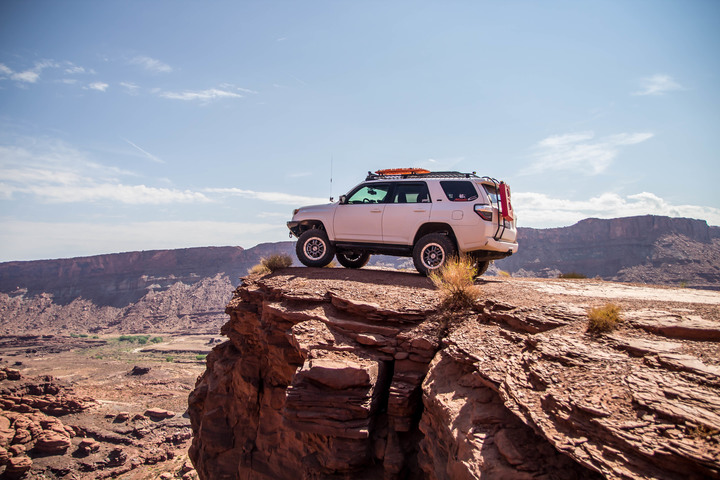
{"left": 365, "top": 171, "right": 480, "bottom": 181}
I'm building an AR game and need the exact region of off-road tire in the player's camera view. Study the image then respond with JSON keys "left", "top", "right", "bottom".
{"left": 336, "top": 251, "right": 371, "bottom": 269}
{"left": 413, "top": 233, "right": 456, "bottom": 276}
{"left": 476, "top": 260, "right": 490, "bottom": 277}
{"left": 296, "top": 229, "right": 335, "bottom": 268}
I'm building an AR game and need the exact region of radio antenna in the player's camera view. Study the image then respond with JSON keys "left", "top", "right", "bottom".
{"left": 329, "top": 155, "right": 334, "bottom": 202}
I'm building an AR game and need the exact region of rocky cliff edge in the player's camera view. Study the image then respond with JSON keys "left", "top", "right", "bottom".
{"left": 188, "top": 268, "right": 720, "bottom": 479}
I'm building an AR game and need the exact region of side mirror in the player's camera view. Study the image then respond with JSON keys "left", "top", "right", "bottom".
{"left": 339, "top": 195, "right": 347, "bottom": 204}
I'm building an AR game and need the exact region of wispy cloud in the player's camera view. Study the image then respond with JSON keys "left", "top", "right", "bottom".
{"left": 205, "top": 188, "right": 327, "bottom": 206}
{"left": 417, "top": 157, "right": 465, "bottom": 171}
{"left": 122, "top": 138, "right": 164, "bottom": 164}
{"left": 514, "top": 191, "right": 720, "bottom": 228}
{"left": 130, "top": 55, "right": 173, "bottom": 73}
{"left": 159, "top": 88, "right": 245, "bottom": 102}
{"left": 0, "top": 139, "right": 206, "bottom": 204}
{"left": 86, "top": 81, "right": 109, "bottom": 92}
{"left": 0, "top": 60, "right": 57, "bottom": 84}
{"left": 524, "top": 131, "right": 653, "bottom": 175}
{"left": 120, "top": 82, "right": 140, "bottom": 94}
{"left": 634, "top": 74, "right": 684, "bottom": 96}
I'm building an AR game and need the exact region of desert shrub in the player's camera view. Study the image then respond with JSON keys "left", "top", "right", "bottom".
{"left": 687, "top": 424, "right": 719, "bottom": 439}
{"left": 150, "top": 336, "right": 163, "bottom": 343}
{"left": 323, "top": 260, "right": 337, "bottom": 268}
{"left": 118, "top": 335, "right": 151, "bottom": 344}
{"left": 262, "top": 253, "right": 293, "bottom": 272}
{"left": 248, "top": 263, "right": 270, "bottom": 275}
{"left": 498, "top": 270, "right": 511, "bottom": 277}
{"left": 429, "top": 255, "right": 480, "bottom": 311}
{"left": 165, "top": 356, "right": 174, "bottom": 363}
{"left": 196, "top": 354, "right": 207, "bottom": 361}
{"left": 559, "top": 272, "right": 587, "bottom": 279}
{"left": 586, "top": 303, "right": 623, "bottom": 333}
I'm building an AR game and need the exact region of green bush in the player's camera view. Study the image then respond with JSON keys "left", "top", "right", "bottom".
{"left": 196, "top": 354, "right": 208, "bottom": 361}
{"left": 150, "top": 337, "right": 163, "bottom": 343}
{"left": 165, "top": 356, "right": 174, "bottom": 363}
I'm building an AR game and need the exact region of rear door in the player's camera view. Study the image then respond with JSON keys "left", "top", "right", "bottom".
{"left": 382, "top": 182, "right": 432, "bottom": 245}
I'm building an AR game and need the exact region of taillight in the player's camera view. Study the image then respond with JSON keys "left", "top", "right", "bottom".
{"left": 474, "top": 204, "right": 493, "bottom": 221}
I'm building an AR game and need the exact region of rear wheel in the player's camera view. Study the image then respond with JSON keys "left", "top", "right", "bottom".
{"left": 476, "top": 260, "right": 490, "bottom": 277}
{"left": 412, "top": 233, "right": 456, "bottom": 276}
{"left": 296, "top": 229, "right": 335, "bottom": 267}
{"left": 336, "top": 251, "right": 370, "bottom": 269}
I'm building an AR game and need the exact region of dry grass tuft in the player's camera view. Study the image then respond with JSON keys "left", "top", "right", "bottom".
{"left": 262, "top": 253, "right": 293, "bottom": 272}
{"left": 586, "top": 303, "right": 623, "bottom": 333}
{"left": 248, "top": 253, "right": 293, "bottom": 276}
{"left": 430, "top": 255, "right": 480, "bottom": 311}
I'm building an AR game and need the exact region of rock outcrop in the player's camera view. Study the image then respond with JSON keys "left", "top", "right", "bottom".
{"left": 187, "top": 268, "right": 720, "bottom": 479}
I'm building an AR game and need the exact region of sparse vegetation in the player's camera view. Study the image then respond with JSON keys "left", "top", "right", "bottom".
{"left": 116, "top": 335, "right": 163, "bottom": 344}
{"left": 248, "top": 253, "right": 293, "bottom": 275}
{"left": 165, "top": 356, "right": 175, "bottom": 362}
{"left": 248, "top": 263, "right": 270, "bottom": 275}
{"left": 429, "top": 255, "right": 481, "bottom": 311}
{"left": 586, "top": 303, "right": 623, "bottom": 333}
{"left": 262, "top": 253, "right": 293, "bottom": 271}
{"left": 687, "top": 424, "right": 719, "bottom": 439}
{"left": 70, "top": 333, "right": 89, "bottom": 338}
{"left": 324, "top": 260, "right": 337, "bottom": 268}
{"left": 498, "top": 270, "right": 511, "bottom": 277}
{"left": 196, "top": 354, "right": 207, "bottom": 361}
{"left": 559, "top": 272, "right": 587, "bottom": 279}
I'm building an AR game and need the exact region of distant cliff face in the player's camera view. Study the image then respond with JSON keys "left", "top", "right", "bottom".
{"left": 0, "top": 243, "right": 295, "bottom": 307}
{"left": 188, "top": 268, "right": 720, "bottom": 479}
{"left": 495, "top": 215, "right": 720, "bottom": 288}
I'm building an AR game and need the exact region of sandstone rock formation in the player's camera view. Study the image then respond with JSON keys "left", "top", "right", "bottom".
{"left": 0, "top": 367, "right": 196, "bottom": 479}
{"left": 188, "top": 268, "right": 720, "bottom": 479}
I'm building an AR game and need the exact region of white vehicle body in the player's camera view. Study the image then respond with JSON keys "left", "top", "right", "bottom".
{"left": 287, "top": 170, "right": 518, "bottom": 275}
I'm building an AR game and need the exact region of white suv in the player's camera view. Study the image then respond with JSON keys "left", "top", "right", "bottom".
{"left": 287, "top": 169, "right": 518, "bottom": 276}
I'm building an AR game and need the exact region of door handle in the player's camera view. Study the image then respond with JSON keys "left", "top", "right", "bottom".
{"left": 413, "top": 209, "right": 427, "bottom": 213}
{"left": 370, "top": 209, "right": 382, "bottom": 213}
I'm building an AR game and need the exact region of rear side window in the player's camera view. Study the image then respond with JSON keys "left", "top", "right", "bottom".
{"left": 481, "top": 183, "right": 499, "bottom": 204}
{"left": 440, "top": 181, "right": 478, "bottom": 202}
{"left": 391, "top": 182, "right": 431, "bottom": 203}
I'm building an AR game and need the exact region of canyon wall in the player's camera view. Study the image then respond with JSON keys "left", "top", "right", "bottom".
{"left": 188, "top": 268, "right": 720, "bottom": 479}
{"left": 496, "top": 215, "right": 720, "bottom": 287}
{"left": 0, "top": 243, "right": 295, "bottom": 307}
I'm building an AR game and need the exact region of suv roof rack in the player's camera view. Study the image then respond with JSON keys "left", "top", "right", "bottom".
{"left": 366, "top": 170, "right": 480, "bottom": 181}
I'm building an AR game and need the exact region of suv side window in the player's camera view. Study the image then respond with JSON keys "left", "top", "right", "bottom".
{"left": 346, "top": 183, "right": 391, "bottom": 204}
{"left": 440, "top": 181, "right": 478, "bottom": 201}
{"left": 391, "top": 182, "right": 431, "bottom": 203}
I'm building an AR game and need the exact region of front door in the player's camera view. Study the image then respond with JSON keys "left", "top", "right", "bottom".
{"left": 333, "top": 183, "right": 391, "bottom": 243}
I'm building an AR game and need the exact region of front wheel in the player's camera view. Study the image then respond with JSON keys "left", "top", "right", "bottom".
{"left": 412, "top": 233, "right": 456, "bottom": 276}
{"left": 336, "top": 251, "right": 370, "bottom": 269}
{"left": 296, "top": 230, "right": 335, "bottom": 267}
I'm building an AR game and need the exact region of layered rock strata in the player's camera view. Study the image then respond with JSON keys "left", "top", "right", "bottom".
{"left": 188, "top": 269, "right": 720, "bottom": 479}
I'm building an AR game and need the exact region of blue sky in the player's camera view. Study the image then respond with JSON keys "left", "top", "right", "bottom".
{"left": 1, "top": 0, "right": 718, "bottom": 261}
